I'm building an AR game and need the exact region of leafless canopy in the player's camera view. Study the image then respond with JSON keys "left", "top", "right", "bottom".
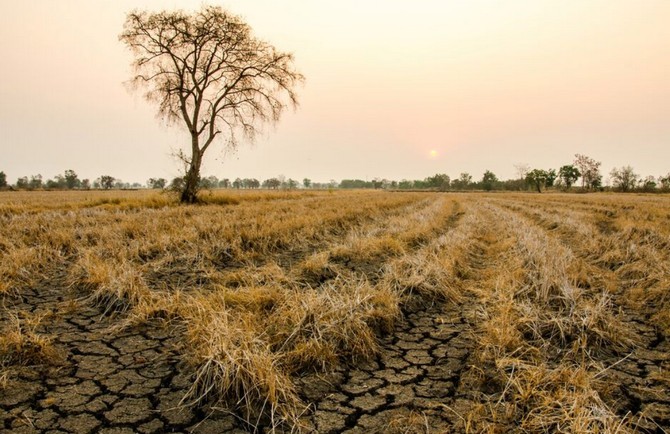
{"left": 119, "top": 6, "right": 303, "bottom": 202}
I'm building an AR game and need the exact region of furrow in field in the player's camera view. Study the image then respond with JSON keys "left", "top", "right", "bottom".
{"left": 128, "top": 196, "right": 469, "bottom": 432}
{"left": 492, "top": 196, "right": 670, "bottom": 342}
{"left": 516, "top": 197, "right": 670, "bottom": 431}
{"left": 473, "top": 198, "right": 669, "bottom": 432}
{"left": 303, "top": 199, "right": 497, "bottom": 433}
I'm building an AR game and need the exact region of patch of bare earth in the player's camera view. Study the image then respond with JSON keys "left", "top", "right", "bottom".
{"left": 0, "top": 283, "right": 245, "bottom": 434}
{"left": 300, "top": 301, "right": 476, "bottom": 433}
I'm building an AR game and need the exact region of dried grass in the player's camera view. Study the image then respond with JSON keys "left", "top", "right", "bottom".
{"left": 3, "top": 189, "right": 666, "bottom": 431}
{"left": 0, "top": 311, "right": 61, "bottom": 367}
{"left": 464, "top": 200, "right": 640, "bottom": 432}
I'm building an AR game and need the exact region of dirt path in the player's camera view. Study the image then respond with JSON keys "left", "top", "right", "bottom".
{"left": 0, "top": 284, "right": 244, "bottom": 434}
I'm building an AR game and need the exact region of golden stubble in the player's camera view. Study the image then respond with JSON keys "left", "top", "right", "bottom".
{"left": 2, "top": 189, "right": 668, "bottom": 431}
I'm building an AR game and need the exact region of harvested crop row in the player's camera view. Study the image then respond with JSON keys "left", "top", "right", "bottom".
{"left": 460, "top": 199, "right": 641, "bottom": 433}
{"left": 482, "top": 195, "right": 670, "bottom": 431}
{"left": 115, "top": 196, "right": 468, "bottom": 430}
{"left": 3, "top": 190, "right": 669, "bottom": 433}
{"left": 493, "top": 195, "right": 670, "bottom": 338}
{"left": 0, "top": 190, "right": 425, "bottom": 298}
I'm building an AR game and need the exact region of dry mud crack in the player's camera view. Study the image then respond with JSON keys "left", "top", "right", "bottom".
{"left": 1, "top": 286, "right": 478, "bottom": 434}
{"left": 4, "top": 193, "right": 669, "bottom": 433}
{"left": 301, "top": 301, "right": 477, "bottom": 433}
{"left": 0, "top": 285, "right": 243, "bottom": 434}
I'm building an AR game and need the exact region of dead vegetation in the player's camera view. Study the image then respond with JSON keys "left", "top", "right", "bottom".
{"left": 462, "top": 194, "right": 670, "bottom": 433}
{"left": 1, "top": 189, "right": 668, "bottom": 432}
{"left": 0, "top": 310, "right": 62, "bottom": 390}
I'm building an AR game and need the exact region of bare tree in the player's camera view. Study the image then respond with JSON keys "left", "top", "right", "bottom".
{"left": 120, "top": 6, "right": 303, "bottom": 203}
{"left": 610, "top": 166, "right": 638, "bottom": 192}
{"left": 514, "top": 163, "right": 530, "bottom": 180}
{"left": 574, "top": 154, "right": 602, "bottom": 190}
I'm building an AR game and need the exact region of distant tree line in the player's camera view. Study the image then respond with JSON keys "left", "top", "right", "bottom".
{"left": 2, "top": 154, "right": 670, "bottom": 193}
{"left": 378, "top": 155, "right": 668, "bottom": 193}
{"left": 0, "top": 170, "right": 142, "bottom": 191}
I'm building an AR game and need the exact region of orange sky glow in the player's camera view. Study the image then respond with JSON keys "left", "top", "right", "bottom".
{"left": 1, "top": 0, "right": 668, "bottom": 184}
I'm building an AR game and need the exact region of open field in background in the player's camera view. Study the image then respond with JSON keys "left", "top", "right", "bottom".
{"left": 1, "top": 189, "right": 669, "bottom": 433}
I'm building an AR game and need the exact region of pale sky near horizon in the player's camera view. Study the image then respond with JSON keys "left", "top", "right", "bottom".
{"left": 1, "top": 1, "right": 668, "bottom": 185}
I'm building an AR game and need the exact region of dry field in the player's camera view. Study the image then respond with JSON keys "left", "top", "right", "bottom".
{"left": 0, "top": 189, "right": 669, "bottom": 433}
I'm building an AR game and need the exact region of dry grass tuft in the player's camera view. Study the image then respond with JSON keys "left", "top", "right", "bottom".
{"left": 0, "top": 311, "right": 61, "bottom": 367}
{"left": 69, "top": 252, "right": 152, "bottom": 315}
{"left": 197, "top": 193, "right": 242, "bottom": 206}
{"left": 383, "top": 251, "right": 461, "bottom": 305}
{"left": 463, "top": 201, "right": 640, "bottom": 432}
{"left": 0, "top": 246, "right": 55, "bottom": 294}
{"left": 0, "top": 367, "right": 9, "bottom": 389}
{"left": 493, "top": 361, "right": 633, "bottom": 433}
{"left": 383, "top": 409, "right": 431, "bottom": 434}
{"left": 272, "top": 277, "right": 400, "bottom": 372}
{"left": 120, "top": 274, "right": 401, "bottom": 429}
{"left": 293, "top": 252, "right": 340, "bottom": 287}
{"left": 182, "top": 308, "right": 301, "bottom": 430}
{"left": 329, "top": 234, "right": 405, "bottom": 266}
{"left": 220, "top": 263, "right": 290, "bottom": 289}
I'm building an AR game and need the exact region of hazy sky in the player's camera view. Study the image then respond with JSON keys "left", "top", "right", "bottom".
{"left": 1, "top": 1, "right": 669, "bottom": 184}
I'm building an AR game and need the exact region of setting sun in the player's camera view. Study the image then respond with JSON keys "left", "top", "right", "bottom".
{"left": 429, "top": 149, "right": 438, "bottom": 158}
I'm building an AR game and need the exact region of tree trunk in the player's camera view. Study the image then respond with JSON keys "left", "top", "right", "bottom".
{"left": 181, "top": 138, "right": 202, "bottom": 203}
{"left": 536, "top": 182, "right": 542, "bottom": 193}
{"left": 181, "top": 169, "right": 200, "bottom": 203}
